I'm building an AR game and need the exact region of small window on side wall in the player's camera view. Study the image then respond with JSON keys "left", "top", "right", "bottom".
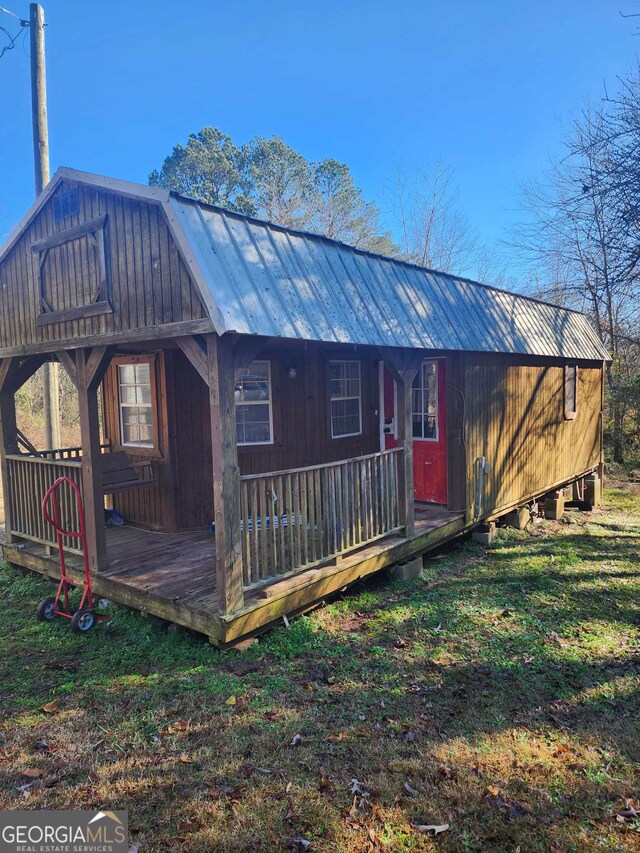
{"left": 117, "top": 361, "right": 156, "bottom": 448}
{"left": 564, "top": 364, "right": 578, "bottom": 420}
{"left": 235, "top": 361, "right": 273, "bottom": 445}
{"left": 330, "top": 360, "right": 362, "bottom": 438}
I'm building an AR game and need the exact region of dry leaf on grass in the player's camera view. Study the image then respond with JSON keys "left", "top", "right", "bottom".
{"left": 22, "top": 768, "right": 45, "bottom": 778}
{"left": 41, "top": 699, "right": 60, "bottom": 714}
{"left": 179, "top": 754, "right": 194, "bottom": 764}
{"left": 224, "top": 695, "right": 237, "bottom": 705}
{"left": 412, "top": 823, "right": 450, "bottom": 835}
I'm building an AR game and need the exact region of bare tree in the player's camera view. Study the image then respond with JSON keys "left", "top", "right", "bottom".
{"left": 387, "top": 161, "right": 482, "bottom": 275}
{"left": 512, "top": 72, "right": 640, "bottom": 461}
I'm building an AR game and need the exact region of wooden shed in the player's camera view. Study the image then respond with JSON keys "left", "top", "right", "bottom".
{"left": 0, "top": 168, "right": 608, "bottom": 645}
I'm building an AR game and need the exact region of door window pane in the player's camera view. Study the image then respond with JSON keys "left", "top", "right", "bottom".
{"left": 412, "top": 361, "right": 438, "bottom": 440}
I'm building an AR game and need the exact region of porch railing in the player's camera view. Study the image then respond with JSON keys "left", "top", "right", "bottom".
{"left": 5, "top": 454, "right": 84, "bottom": 553}
{"left": 239, "top": 447, "right": 403, "bottom": 590}
{"left": 37, "top": 443, "right": 111, "bottom": 460}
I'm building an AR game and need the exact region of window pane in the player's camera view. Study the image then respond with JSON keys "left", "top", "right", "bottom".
{"left": 122, "top": 406, "right": 153, "bottom": 446}
{"left": 134, "top": 363, "right": 150, "bottom": 383}
{"left": 236, "top": 403, "right": 270, "bottom": 443}
{"left": 118, "top": 364, "right": 136, "bottom": 385}
{"left": 331, "top": 397, "right": 360, "bottom": 437}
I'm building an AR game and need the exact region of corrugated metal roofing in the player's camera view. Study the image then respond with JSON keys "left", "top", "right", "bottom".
{"left": 169, "top": 195, "right": 608, "bottom": 361}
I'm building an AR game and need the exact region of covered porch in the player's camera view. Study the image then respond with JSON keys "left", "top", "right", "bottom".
{"left": 0, "top": 335, "right": 467, "bottom": 645}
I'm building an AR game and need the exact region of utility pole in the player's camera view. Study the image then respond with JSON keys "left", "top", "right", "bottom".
{"left": 29, "top": 2, "right": 59, "bottom": 449}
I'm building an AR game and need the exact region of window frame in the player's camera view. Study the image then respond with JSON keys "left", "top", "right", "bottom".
{"left": 235, "top": 360, "right": 274, "bottom": 447}
{"left": 114, "top": 355, "right": 160, "bottom": 455}
{"left": 564, "top": 363, "right": 578, "bottom": 420}
{"left": 412, "top": 359, "right": 439, "bottom": 442}
{"left": 329, "top": 359, "right": 363, "bottom": 439}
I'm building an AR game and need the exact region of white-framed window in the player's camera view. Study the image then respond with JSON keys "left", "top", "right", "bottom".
{"left": 330, "top": 360, "right": 362, "bottom": 438}
{"left": 118, "top": 362, "right": 155, "bottom": 448}
{"left": 235, "top": 360, "right": 273, "bottom": 445}
{"left": 564, "top": 364, "right": 578, "bottom": 419}
{"left": 412, "top": 360, "right": 438, "bottom": 440}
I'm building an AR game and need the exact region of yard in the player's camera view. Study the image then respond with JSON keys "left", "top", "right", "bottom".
{"left": 0, "top": 488, "right": 638, "bottom": 852}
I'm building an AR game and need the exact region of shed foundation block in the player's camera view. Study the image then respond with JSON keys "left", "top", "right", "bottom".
{"left": 503, "top": 506, "right": 530, "bottom": 530}
{"left": 472, "top": 522, "right": 496, "bottom": 545}
{"left": 584, "top": 473, "right": 602, "bottom": 509}
{"left": 544, "top": 491, "right": 565, "bottom": 520}
{"left": 387, "top": 556, "right": 423, "bottom": 581}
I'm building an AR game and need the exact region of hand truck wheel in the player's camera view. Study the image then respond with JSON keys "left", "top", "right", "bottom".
{"left": 37, "top": 597, "right": 58, "bottom": 622}
{"left": 70, "top": 608, "right": 95, "bottom": 633}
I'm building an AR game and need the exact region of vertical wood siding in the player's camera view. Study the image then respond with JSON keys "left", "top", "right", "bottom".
{"left": 170, "top": 343, "right": 381, "bottom": 530}
{"left": 0, "top": 180, "right": 206, "bottom": 349}
{"left": 463, "top": 354, "right": 602, "bottom": 517}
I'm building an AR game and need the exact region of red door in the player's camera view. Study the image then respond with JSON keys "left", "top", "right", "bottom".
{"left": 383, "top": 359, "right": 448, "bottom": 504}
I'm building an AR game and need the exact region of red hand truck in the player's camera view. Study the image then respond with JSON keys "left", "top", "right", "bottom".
{"left": 36, "top": 475, "right": 107, "bottom": 634}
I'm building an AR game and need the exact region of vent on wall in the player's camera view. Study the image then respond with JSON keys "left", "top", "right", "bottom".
{"left": 52, "top": 188, "right": 79, "bottom": 223}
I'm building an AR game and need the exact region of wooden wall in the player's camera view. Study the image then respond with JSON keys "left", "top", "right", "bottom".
{"left": 463, "top": 353, "right": 602, "bottom": 518}
{"left": 0, "top": 179, "right": 207, "bottom": 350}
{"left": 102, "top": 341, "right": 381, "bottom": 531}
{"left": 99, "top": 342, "right": 603, "bottom": 533}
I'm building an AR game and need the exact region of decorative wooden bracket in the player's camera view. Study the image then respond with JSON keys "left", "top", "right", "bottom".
{"left": 0, "top": 355, "right": 49, "bottom": 394}
{"left": 176, "top": 335, "right": 208, "bottom": 385}
{"left": 178, "top": 334, "right": 271, "bottom": 388}
{"left": 233, "top": 335, "right": 270, "bottom": 375}
{"left": 55, "top": 350, "right": 77, "bottom": 386}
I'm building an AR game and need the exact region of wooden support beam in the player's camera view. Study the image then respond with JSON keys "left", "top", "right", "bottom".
{"left": 176, "top": 335, "right": 208, "bottom": 385}
{"left": 85, "top": 345, "right": 114, "bottom": 391}
{"left": 207, "top": 333, "right": 244, "bottom": 615}
{"left": 378, "top": 348, "right": 423, "bottom": 537}
{"left": 76, "top": 348, "right": 110, "bottom": 573}
{"left": 55, "top": 350, "right": 77, "bottom": 386}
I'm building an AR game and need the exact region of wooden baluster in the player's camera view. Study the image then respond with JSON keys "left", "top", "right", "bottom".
{"left": 249, "top": 479, "right": 259, "bottom": 585}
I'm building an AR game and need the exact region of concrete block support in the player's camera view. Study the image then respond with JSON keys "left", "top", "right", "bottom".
{"left": 472, "top": 521, "right": 496, "bottom": 545}
{"left": 387, "top": 556, "right": 423, "bottom": 581}
{"left": 503, "top": 506, "right": 530, "bottom": 530}
{"left": 584, "top": 473, "right": 602, "bottom": 509}
{"left": 544, "top": 490, "right": 566, "bottom": 520}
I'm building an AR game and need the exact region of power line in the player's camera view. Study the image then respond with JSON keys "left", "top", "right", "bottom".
{"left": 0, "top": 6, "right": 29, "bottom": 60}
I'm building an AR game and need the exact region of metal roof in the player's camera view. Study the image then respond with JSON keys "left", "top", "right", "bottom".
{"left": 0, "top": 168, "right": 609, "bottom": 360}
{"left": 169, "top": 194, "right": 608, "bottom": 361}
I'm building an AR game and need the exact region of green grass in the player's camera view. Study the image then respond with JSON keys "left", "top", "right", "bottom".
{"left": 1, "top": 491, "right": 639, "bottom": 851}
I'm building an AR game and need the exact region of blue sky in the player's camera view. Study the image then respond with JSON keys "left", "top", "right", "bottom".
{"left": 0, "top": 0, "right": 636, "bottom": 278}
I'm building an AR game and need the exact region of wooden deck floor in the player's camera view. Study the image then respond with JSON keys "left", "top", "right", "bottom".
{"left": 2, "top": 505, "right": 468, "bottom": 646}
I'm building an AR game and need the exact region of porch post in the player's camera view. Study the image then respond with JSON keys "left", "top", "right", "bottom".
{"left": 207, "top": 333, "right": 244, "bottom": 615}
{"left": 379, "top": 348, "right": 423, "bottom": 538}
{"left": 0, "top": 366, "right": 18, "bottom": 544}
{"left": 396, "top": 369, "right": 417, "bottom": 537}
{"left": 76, "top": 347, "right": 112, "bottom": 573}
